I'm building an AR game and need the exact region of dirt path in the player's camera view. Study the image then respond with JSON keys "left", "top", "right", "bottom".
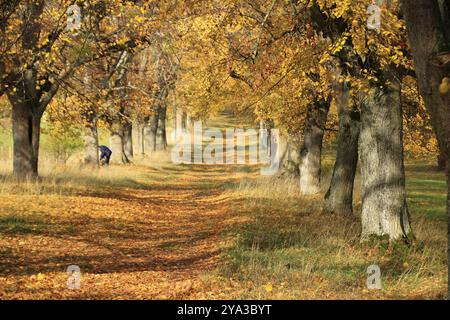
{"left": 0, "top": 164, "right": 244, "bottom": 299}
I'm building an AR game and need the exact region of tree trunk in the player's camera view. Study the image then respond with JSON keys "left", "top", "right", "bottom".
{"left": 171, "top": 97, "right": 178, "bottom": 141}
{"left": 299, "top": 98, "right": 330, "bottom": 195}
{"left": 171, "top": 106, "right": 177, "bottom": 141}
{"left": 156, "top": 104, "right": 167, "bottom": 150}
{"left": 176, "top": 108, "right": 184, "bottom": 139}
{"left": 264, "top": 119, "right": 274, "bottom": 156}
{"left": 144, "top": 111, "right": 159, "bottom": 153}
{"left": 186, "top": 113, "right": 193, "bottom": 130}
{"left": 438, "top": 151, "right": 446, "bottom": 171}
{"left": 180, "top": 111, "right": 188, "bottom": 137}
{"left": 11, "top": 101, "right": 41, "bottom": 179}
{"left": 401, "top": 1, "right": 450, "bottom": 169}
{"left": 123, "top": 122, "right": 133, "bottom": 161}
{"left": 140, "top": 124, "right": 145, "bottom": 155}
{"left": 109, "top": 123, "right": 129, "bottom": 164}
{"left": 278, "top": 134, "right": 290, "bottom": 173}
{"left": 278, "top": 134, "right": 301, "bottom": 176}
{"left": 401, "top": 0, "right": 449, "bottom": 287}
{"left": 359, "top": 80, "right": 412, "bottom": 242}
{"left": 5, "top": 2, "right": 46, "bottom": 179}
{"left": 133, "top": 120, "right": 144, "bottom": 156}
{"left": 83, "top": 122, "right": 99, "bottom": 166}
{"left": 324, "top": 84, "right": 360, "bottom": 215}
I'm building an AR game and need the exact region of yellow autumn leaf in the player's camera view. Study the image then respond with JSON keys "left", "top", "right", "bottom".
{"left": 264, "top": 283, "right": 273, "bottom": 292}
{"left": 439, "top": 77, "right": 450, "bottom": 95}
{"left": 36, "top": 273, "right": 46, "bottom": 281}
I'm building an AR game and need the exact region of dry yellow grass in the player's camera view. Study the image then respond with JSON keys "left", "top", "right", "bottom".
{"left": 213, "top": 166, "right": 447, "bottom": 299}
{"left": 0, "top": 156, "right": 240, "bottom": 299}
{"left": 0, "top": 142, "right": 447, "bottom": 299}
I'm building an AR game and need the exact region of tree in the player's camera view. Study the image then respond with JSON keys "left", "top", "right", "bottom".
{"left": 324, "top": 81, "right": 360, "bottom": 215}
{"left": 298, "top": 96, "right": 330, "bottom": 195}
{"left": 0, "top": 0, "right": 153, "bottom": 178}
{"left": 400, "top": 0, "right": 450, "bottom": 288}
{"left": 359, "top": 73, "right": 411, "bottom": 241}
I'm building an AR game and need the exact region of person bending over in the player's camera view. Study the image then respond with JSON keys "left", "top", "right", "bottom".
{"left": 99, "top": 145, "right": 112, "bottom": 166}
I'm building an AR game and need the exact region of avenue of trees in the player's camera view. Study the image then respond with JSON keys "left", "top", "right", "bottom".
{"left": 0, "top": 0, "right": 449, "bottom": 249}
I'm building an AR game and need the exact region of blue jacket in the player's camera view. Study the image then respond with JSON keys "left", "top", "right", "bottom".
{"left": 99, "top": 145, "right": 112, "bottom": 158}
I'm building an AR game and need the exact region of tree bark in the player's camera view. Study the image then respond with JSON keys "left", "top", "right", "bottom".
{"left": 181, "top": 111, "right": 187, "bottom": 135}
{"left": 7, "top": 2, "right": 44, "bottom": 179}
{"left": 133, "top": 120, "right": 144, "bottom": 156}
{"left": 140, "top": 124, "right": 145, "bottom": 155}
{"left": 171, "top": 96, "right": 179, "bottom": 141}
{"left": 186, "top": 113, "right": 193, "bottom": 130}
{"left": 277, "top": 133, "right": 289, "bottom": 172}
{"left": 324, "top": 84, "right": 360, "bottom": 215}
{"left": 156, "top": 104, "right": 167, "bottom": 150}
{"left": 83, "top": 121, "right": 99, "bottom": 166}
{"left": 401, "top": 1, "right": 450, "bottom": 170}
{"left": 278, "top": 134, "right": 301, "bottom": 176}
{"left": 401, "top": 0, "right": 449, "bottom": 288}
{"left": 299, "top": 98, "right": 330, "bottom": 195}
{"left": 109, "top": 122, "right": 129, "bottom": 164}
{"left": 123, "top": 122, "right": 133, "bottom": 161}
{"left": 438, "top": 151, "right": 446, "bottom": 171}
{"left": 176, "top": 108, "right": 184, "bottom": 139}
{"left": 11, "top": 101, "right": 41, "bottom": 178}
{"left": 144, "top": 111, "right": 159, "bottom": 153}
{"left": 288, "top": 135, "right": 301, "bottom": 175}
{"left": 359, "top": 80, "right": 412, "bottom": 242}
{"left": 262, "top": 119, "right": 274, "bottom": 156}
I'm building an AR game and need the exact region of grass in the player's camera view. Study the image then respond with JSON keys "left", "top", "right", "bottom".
{"left": 405, "top": 161, "right": 448, "bottom": 220}
{"left": 0, "top": 153, "right": 239, "bottom": 299}
{"left": 209, "top": 160, "right": 447, "bottom": 299}
{"left": 0, "top": 114, "right": 447, "bottom": 299}
{"left": 0, "top": 150, "right": 180, "bottom": 196}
